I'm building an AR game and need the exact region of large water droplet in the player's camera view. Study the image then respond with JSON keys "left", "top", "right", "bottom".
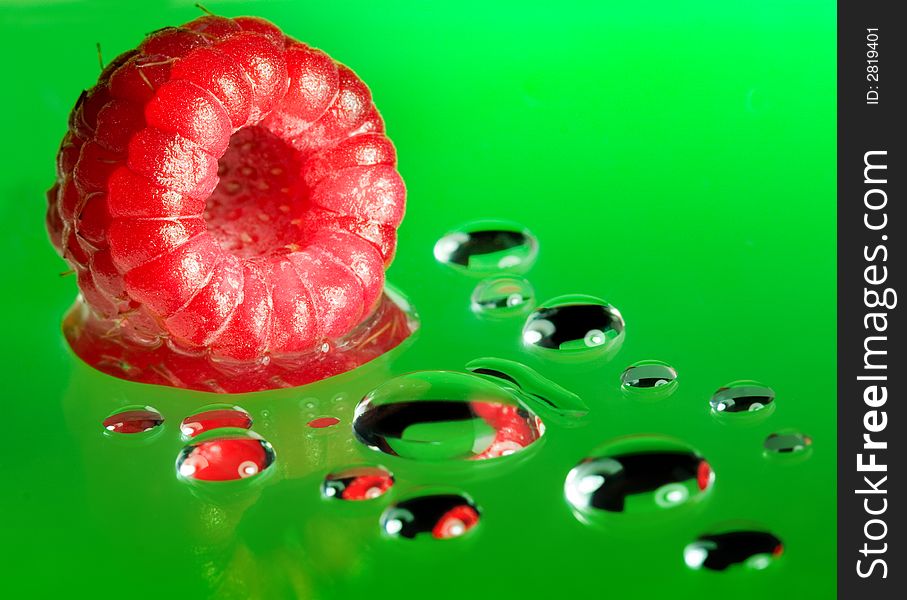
{"left": 381, "top": 493, "right": 480, "bottom": 539}
{"left": 180, "top": 405, "right": 252, "bottom": 438}
{"left": 103, "top": 406, "right": 164, "bottom": 434}
{"left": 620, "top": 361, "right": 678, "bottom": 399}
{"left": 353, "top": 371, "right": 544, "bottom": 461}
{"left": 764, "top": 432, "right": 812, "bottom": 455}
{"left": 565, "top": 437, "right": 713, "bottom": 519}
{"left": 322, "top": 466, "right": 395, "bottom": 501}
{"left": 434, "top": 220, "right": 538, "bottom": 275}
{"left": 684, "top": 531, "right": 783, "bottom": 571}
{"left": 471, "top": 276, "right": 534, "bottom": 317}
{"left": 711, "top": 381, "right": 775, "bottom": 414}
{"left": 523, "top": 295, "right": 625, "bottom": 358}
{"left": 177, "top": 433, "right": 275, "bottom": 482}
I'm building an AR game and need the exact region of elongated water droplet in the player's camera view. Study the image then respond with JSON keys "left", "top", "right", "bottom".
{"left": 177, "top": 433, "right": 275, "bottom": 482}
{"left": 620, "top": 361, "right": 678, "bottom": 392}
{"left": 465, "top": 357, "right": 588, "bottom": 420}
{"left": 711, "top": 381, "right": 775, "bottom": 414}
{"left": 434, "top": 220, "right": 538, "bottom": 275}
{"left": 684, "top": 531, "right": 783, "bottom": 571}
{"left": 764, "top": 432, "right": 812, "bottom": 454}
{"left": 565, "top": 437, "right": 713, "bottom": 520}
{"left": 471, "top": 276, "right": 534, "bottom": 317}
{"left": 353, "top": 371, "right": 544, "bottom": 461}
{"left": 180, "top": 405, "right": 252, "bottom": 438}
{"left": 381, "top": 494, "right": 480, "bottom": 539}
{"left": 103, "top": 406, "right": 164, "bottom": 434}
{"left": 523, "top": 295, "right": 624, "bottom": 358}
{"left": 322, "top": 466, "right": 395, "bottom": 501}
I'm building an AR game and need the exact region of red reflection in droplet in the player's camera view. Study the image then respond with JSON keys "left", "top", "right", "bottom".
{"left": 432, "top": 505, "right": 480, "bottom": 539}
{"left": 177, "top": 437, "right": 275, "bottom": 481}
{"left": 342, "top": 474, "right": 394, "bottom": 500}
{"left": 470, "top": 401, "right": 541, "bottom": 460}
{"left": 103, "top": 408, "right": 163, "bottom": 434}
{"left": 180, "top": 408, "right": 252, "bottom": 438}
{"left": 697, "top": 460, "right": 714, "bottom": 491}
{"left": 308, "top": 417, "right": 340, "bottom": 429}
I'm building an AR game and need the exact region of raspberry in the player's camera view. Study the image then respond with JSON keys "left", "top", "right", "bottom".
{"left": 49, "top": 14, "right": 410, "bottom": 392}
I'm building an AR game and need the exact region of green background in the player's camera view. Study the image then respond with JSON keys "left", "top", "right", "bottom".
{"left": 0, "top": 0, "right": 835, "bottom": 598}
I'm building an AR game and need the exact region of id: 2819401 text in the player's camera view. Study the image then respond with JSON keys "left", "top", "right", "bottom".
{"left": 866, "top": 28, "right": 880, "bottom": 105}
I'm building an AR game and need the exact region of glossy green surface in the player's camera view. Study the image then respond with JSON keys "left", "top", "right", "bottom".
{"left": 0, "top": 0, "right": 835, "bottom": 597}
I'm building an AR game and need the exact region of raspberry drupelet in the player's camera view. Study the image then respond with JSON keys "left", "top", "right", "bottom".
{"left": 48, "top": 15, "right": 412, "bottom": 392}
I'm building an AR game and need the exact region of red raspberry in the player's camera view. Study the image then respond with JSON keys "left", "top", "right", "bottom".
{"left": 49, "top": 15, "right": 409, "bottom": 391}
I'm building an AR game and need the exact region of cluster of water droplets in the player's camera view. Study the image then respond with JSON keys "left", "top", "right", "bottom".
{"left": 103, "top": 403, "right": 278, "bottom": 483}
{"left": 428, "top": 221, "right": 804, "bottom": 565}
{"left": 435, "top": 221, "right": 627, "bottom": 360}
{"left": 96, "top": 220, "right": 812, "bottom": 565}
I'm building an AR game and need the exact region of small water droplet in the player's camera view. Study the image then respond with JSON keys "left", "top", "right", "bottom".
{"left": 711, "top": 381, "right": 775, "bottom": 414}
{"left": 180, "top": 405, "right": 252, "bottom": 438}
{"left": 565, "top": 437, "right": 713, "bottom": 519}
{"left": 684, "top": 531, "right": 783, "bottom": 571}
{"left": 353, "top": 371, "right": 544, "bottom": 461}
{"left": 381, "top": 494, "right": 480, "bottom": 540}
{"left": 764, "top": 432, "right": 812, "bottom": 455}
{"left": 103, "top": 406, "right": 164, "bottom": 434}
{"left": 176, "top": 433, "right": 275, "bottom": 482}
{"left": 308, "top": 416, "right": 340, "bottom": 429}
{"left": 620, "top": 361, "right": 678, "bottom": 399}
{"left": 434, "top": 220, "right": 538, "bottom": 275}
{"left": 471, "top": 276, "right": 534, "bottom": 317}
{"left": 322, "top": 466, "right": 395, "bottom": 501}
{"left": 523, "top": 295, "right": 625, "bottom": 358}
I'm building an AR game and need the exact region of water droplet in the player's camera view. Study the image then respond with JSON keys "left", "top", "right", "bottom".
{"left": 565, "top": 436, "right": 713, "bottom": 519}
{"left": 308, "top": 416, "right": 340, "bottom": 429}
{"left": 180, "top": 405, "right": 252, "bottom": 438}
{"left": 621, "top": 361, "right": 677, "bottom": 389}
{"left": 465, "top": 357, "right": 588, "bottom": 420}
{"left": 711, "top": 381, "right": 775, "bottom": 414}
{"left": 434, "top": 220, "right": 538, "bottom": 275}
{"left": 523, "top": 295, "right": 625, "bottom": 358}
{"left": 103, "top": 406, "right": 164, "bottom": 434}
{"left": 471, "top": 276, "right": 534, "bottom": 317}
{"left": 322, "top": 466, "right": 395, "bottom": 501}
{"left": 764, "top": 432, "right": 812, "bottom": 454}
{"left": 353, "top": 371, "right": 544, "bottom": 461}
{"left": 381, "top": 494, "right": 480, "bottom": 539}
{"left": 684, "top": 531, "right": 783, "bottom": 571}
{"left": 176, "top": 433, "right": 275, "bottom": 482}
